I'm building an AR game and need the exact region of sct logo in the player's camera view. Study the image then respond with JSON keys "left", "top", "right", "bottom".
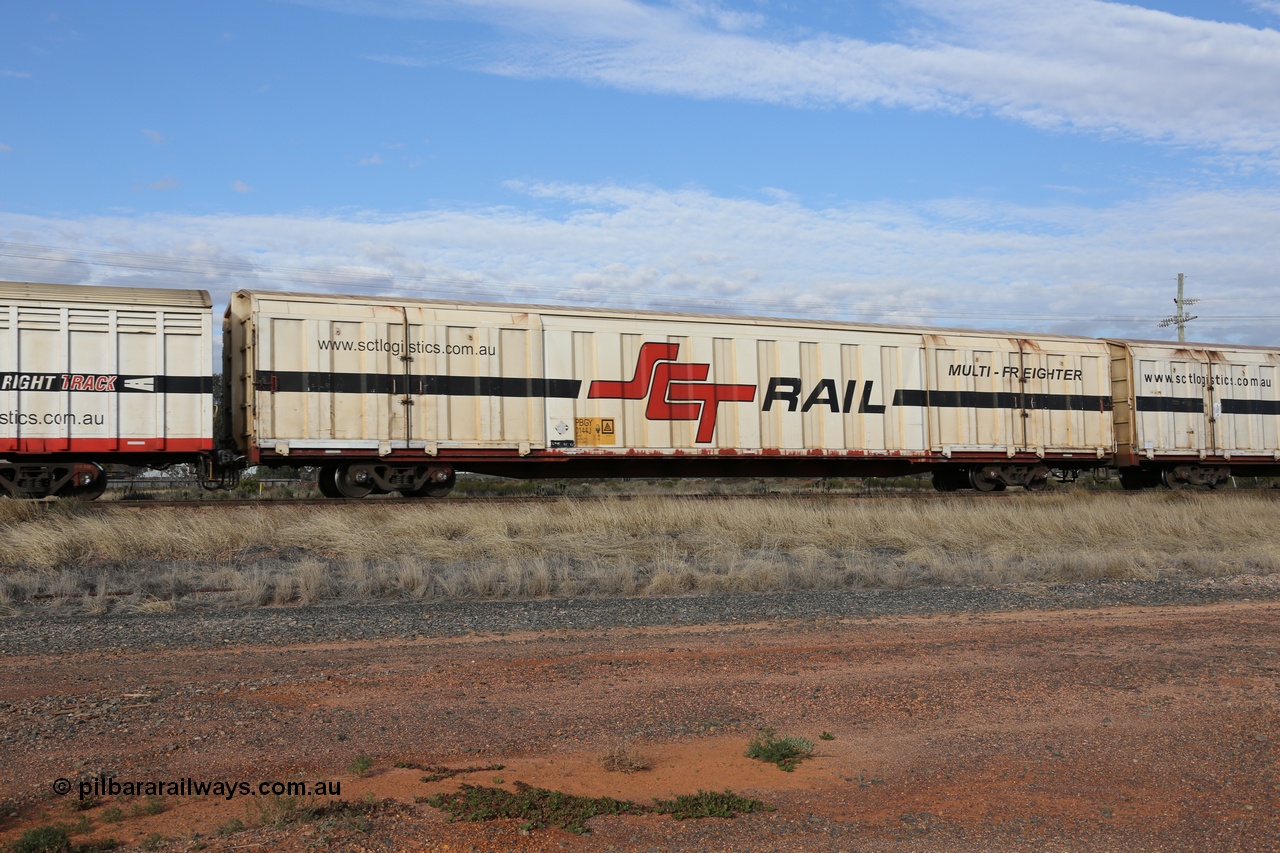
{"left": 587, "top": 343, "right": 756, "bottom": 443}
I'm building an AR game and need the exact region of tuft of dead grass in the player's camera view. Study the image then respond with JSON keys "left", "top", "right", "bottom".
{"left": 598, "top": 742, "right": 655, "bottom": 774}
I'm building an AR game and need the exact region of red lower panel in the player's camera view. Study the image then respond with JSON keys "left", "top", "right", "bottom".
{"left": 0, "top": 438, "right": 212, "bottom": 454}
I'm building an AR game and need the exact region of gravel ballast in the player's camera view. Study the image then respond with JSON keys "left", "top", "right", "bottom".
{"left": 3, "top": 577, "right": 1277, "bottom": 656}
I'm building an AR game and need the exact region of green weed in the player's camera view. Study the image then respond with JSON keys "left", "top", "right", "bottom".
{"left": 129, "top": 797, "right": 166, "bottom": 817}
{"left": 745, "top": 728, "right": 814, "bottom": 771}
{"left": 425, "top": 782, "right": 768, "bottom": 835}
{"left": 408, "top": 762, "right": 505, "bottom": 783}
{"left": 248, "top": 794, "right": 318, "bottom": 828}
{"left": 8, "top": 822, "right": 119, "bottom": 853}
{"left": 137, "top": 833, "right": 165, "bottom": 851}
{"left": 9, "top": 826, "right": 70, "bottom": 853}
{"left": 214, "top": 818, "right": 245, "bottom": 836}
{"left": 652, "top": 790, "right": 773, "bottom": 820}
{"left": 426, "top": 782, "right": 644, "bottom": 835}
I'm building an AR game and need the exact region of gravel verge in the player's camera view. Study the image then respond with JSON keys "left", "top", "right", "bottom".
{"left": 2, "top": 576, "right": 1277, "bottom": 656}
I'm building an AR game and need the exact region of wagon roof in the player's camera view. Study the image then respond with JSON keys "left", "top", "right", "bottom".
{"left": 236, "top": 289, "right": 1112, "bottom": 344}
{"left": 0, "top": 280, "right": 211, "bottom": 309}
{"left": 1106, "top": 337, "right": 1280, "bottom": 354}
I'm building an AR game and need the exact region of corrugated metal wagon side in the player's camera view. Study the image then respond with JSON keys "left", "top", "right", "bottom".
{"left": 0, "top": 281, "right": 213, "bottom": 498}
{"left": 230, "top": 289, "right": 1116, "bottom": 496}
{"left": 917, "top": 332, "right": 1113, "bottom": 490}
{"left": 1109, "top": 339, "right": 1280, "bottom": 488}
{"left": 538, "top": 310, "right": 930, "bottom": 478}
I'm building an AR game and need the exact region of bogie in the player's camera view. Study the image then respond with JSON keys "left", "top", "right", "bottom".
{"left": 0, "top": 462, "right": 106, "bottom": 500}
{"left": 312, "top": 463, "right": 456, "bottom": 499}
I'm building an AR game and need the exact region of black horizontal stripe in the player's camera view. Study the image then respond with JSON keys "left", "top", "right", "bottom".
{"left": 0, "top": 372, "right": 211, "bottom": 394}
{"left": 1219, "top": 398, "right": 1280, "bottom": 415}
{"left": 893, "top": 389, "right": 1113, "bottom": 411}
{"left": 148, "top": 376, "right": 213, "bottom": 394}
{"left": 1135, "top": 396, "right": 1204, "bottom": 413}
{"left": 260, "top": 371, "right": 582, "bottom": 399}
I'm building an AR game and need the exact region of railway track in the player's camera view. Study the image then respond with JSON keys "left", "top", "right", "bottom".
{"left": 31, "top": 486, "right": 1280, "bottom": 510}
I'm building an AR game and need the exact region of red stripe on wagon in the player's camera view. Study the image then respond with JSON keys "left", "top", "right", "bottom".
{"left": 0, "top": 438, "right": 212, "bottom": 454}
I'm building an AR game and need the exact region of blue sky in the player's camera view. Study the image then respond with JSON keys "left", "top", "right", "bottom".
{"left": 3, "top": 0, "right": 1280, "bottom": 345}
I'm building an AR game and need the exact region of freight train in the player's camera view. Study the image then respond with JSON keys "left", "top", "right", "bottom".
{"left": 2, "top": 280, "right": 1277, "bottom": 499}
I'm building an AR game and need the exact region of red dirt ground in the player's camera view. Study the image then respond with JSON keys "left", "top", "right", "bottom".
{"left": 2, "top": 601, "right": 1278, "bottom": 851}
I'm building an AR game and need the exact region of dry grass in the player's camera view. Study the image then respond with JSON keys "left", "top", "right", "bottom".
{"left": 1, "top": 491, "right": 1278, "bottom": 611}
{"left": 598, "top": 742, "right": 656, "bottom": 774}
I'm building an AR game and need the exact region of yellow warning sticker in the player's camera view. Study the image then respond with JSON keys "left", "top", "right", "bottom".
{"left": 575, "top": 417, "right": 616, "bottom": 446}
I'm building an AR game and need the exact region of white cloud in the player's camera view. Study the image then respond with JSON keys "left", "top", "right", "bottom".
{"left": 310, "top": 0, "right": 1280, "bottom": 162}
{"left": 359, "top": 153, "right": 384, "bottom": 165}
{"left": 1, "top": 69, "right": 32, "bottom": 79}
{"left": 232, "top": 180, "right": 254, "bottom": 193}
{"left": 3, "top": 180, "right": 1278, "bottom": 345}
{"left": 0, "top": 143, "right": 11, "bottom": 154}
{"left": 142, "top": 128, "right": 168, "bottom": 145}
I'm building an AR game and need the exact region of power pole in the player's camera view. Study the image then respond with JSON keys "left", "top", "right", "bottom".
{"left": 1157, "top": 272, "right": 1199, "bottom": 342}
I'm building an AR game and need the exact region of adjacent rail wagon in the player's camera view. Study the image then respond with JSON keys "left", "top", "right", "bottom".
{"left": 0, "top": 281, "right": 214, "bottom": 498}
{"left": 226, "top": 290, "right": 1115, "bottom": 496}
{"left": 1109, "top": 339, "right": 1280, "bottom": 488}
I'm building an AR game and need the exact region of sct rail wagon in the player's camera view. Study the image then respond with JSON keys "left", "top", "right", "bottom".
{"left": 2, "top": 279, "right": 1279, "bottom": 497}
{"left": 227, "top": 290, "right": 1116, "bottom": 496}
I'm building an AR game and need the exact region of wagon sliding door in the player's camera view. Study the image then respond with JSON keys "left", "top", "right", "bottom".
{"left": 1127, "top": 345, "right": 1211, "bottom": 457}
{"left": 922, "top": 334, "right": 1111, "bottom": 458}
{"left": 243, "top": 293, "right": 550, "bottom": 457}
{"left": 255, "top": 303, "right": 407, "bottom": 452}
{"left": 412, "top": 310, "right": 546, "bottom": 451}
{"left": 1203, "top": 350, "right": 1279, "bottom": 461}
{"left": 922, "top": 335, "right": 1017, "bottom": 455}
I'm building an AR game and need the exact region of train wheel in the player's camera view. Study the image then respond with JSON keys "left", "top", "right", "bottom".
{"left": 70, "top": 474, "right": 107, "bottom": 501}
{"left": 968, "top": 467, "right": 1005, "bottom": 492}
{"left": 317, "top": 464, "right": 341, "bottom": 498}
{"left": 1025, "top": 476, "right": 1050, "bottom": 491}
{"left": 55, "top": 463, "right": 107, "bottom": 501}
{"left": 404, "top": 466, "right": 456, "bottom": 498}
{"left": 330, "top": 465, "right": 373, "bottom": 499}
{"left": 1160, "top": 468, "right": 1190, "bottom": 490}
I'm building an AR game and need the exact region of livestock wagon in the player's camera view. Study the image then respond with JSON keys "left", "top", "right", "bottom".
{"left": 0, "top": 281, "right": 214, "bottom": 498}
{"left": 1109, "top": 339, "right": 1280, "bottom": 488}
{"left": 225, "top": 290, "right": 1115, "bottom": 496}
